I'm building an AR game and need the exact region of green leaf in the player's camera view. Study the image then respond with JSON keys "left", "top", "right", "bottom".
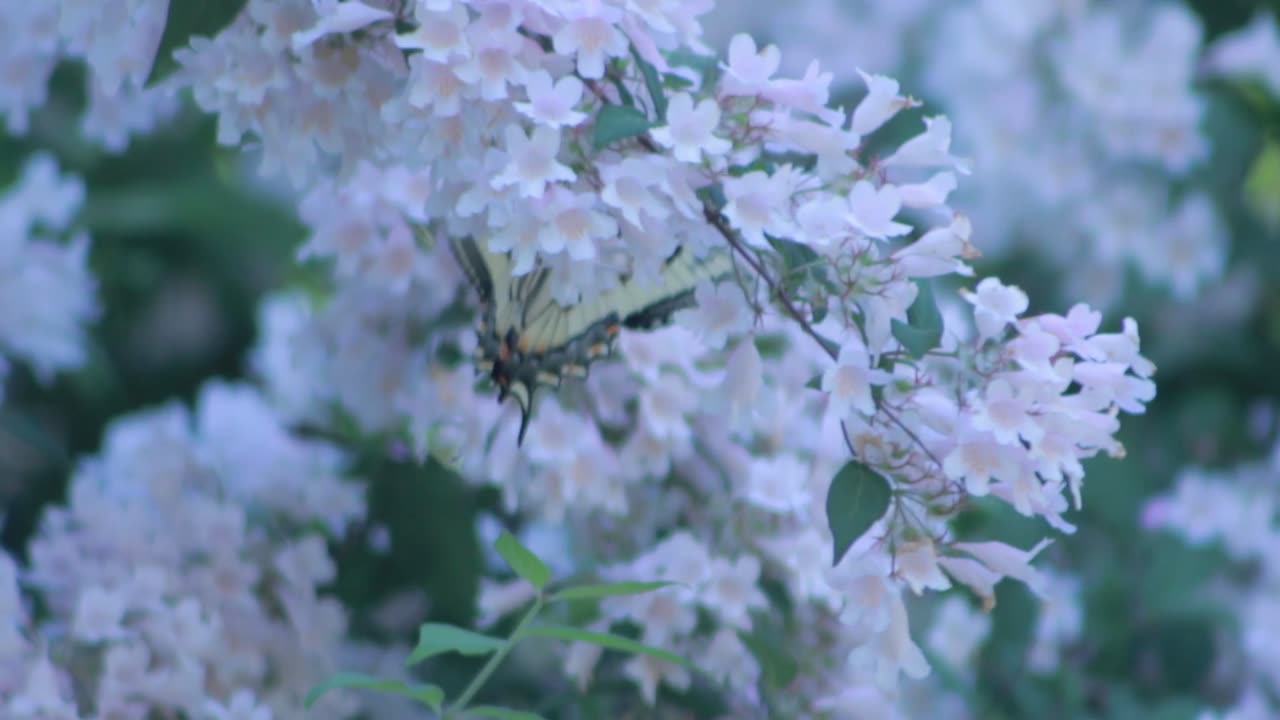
{"left": 305, "top": 673, "right": 444, "bottom": 711}
{"left": 551, "top": 580, "right": 672, "bottom": 602}
{"left": 592, "top": 104, "right": 655, "bottom": 151}
{"left": 890, "top": 280, "right": 943, "bottom": 359}
{"left": 632, "top": 47, "right": 667, "bottom": 120}
{"left": 697, "top": 184, "right": 727, "bottom": 211}
{"left": 146, "top": 0, "right": 250, "bottom": 87}
{"left": 767, "top": 235, "right": 813, "bottom": 266}
{"left": 405, "top": 623, "right": 504, "bottom": 666}
{"left": 753, "top": 333, "right": 788, "bottom": 358}
{"left": 1245, "top": 136, "right": 1280, "bottom": 228}
{"left": 494, "top": 531, "right": 552, "bottom": 589}
{"left": 607, "top": 71, "right": 636, "bottom": 109}
{"left": 805, "top": 374, "right": 822, "bottom": 391}
{"left": 812, "top": 302, "right": 828, "bottom": 324}
{"left": 825, "top": 461, "right": 892, "bottom": 565}
{"left": 468, "top": 706, "right": 548, "bottom": 720}
{"left": 521, "top": 625, "right": 690, "bottom": 667}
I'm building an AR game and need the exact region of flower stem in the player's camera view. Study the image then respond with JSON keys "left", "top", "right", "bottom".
{"left": 446, "top": 596, "right": 545, "bottom": 717}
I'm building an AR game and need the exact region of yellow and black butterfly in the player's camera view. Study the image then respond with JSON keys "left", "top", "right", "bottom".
{"left": 449, "top": 236, "right": 734, "bottom": 444}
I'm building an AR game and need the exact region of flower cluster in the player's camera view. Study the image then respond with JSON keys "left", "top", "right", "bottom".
{"left": 706, "top": 0, "right": 1229, "bottom": 308}
{"left": 0, "top": 152, "right": 96, "bottom": 399}
{"left": 1203, "top": 12, "right": 1280, "bottom": 100}
{"left": 199, "top": 0, "right": 1156, "bottom": 712}
{"left": 7, "top": 0, "right": 1159, "bottom": 715}
{"left": 0, "top": 1, "right": 178, "bottom": 150}
{"left": 1146, "top": 450, "right": 1280, "bottom": 720}
{"left": 0, "top": 381, "right": 367, "bottom": 718}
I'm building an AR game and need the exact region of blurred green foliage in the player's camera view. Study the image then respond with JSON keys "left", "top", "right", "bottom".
{"left": 1, "top": 2, "right": 1279, "bottom": 718}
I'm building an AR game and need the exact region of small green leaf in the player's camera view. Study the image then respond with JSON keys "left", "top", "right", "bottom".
{"left": 826, "top": 461, "right": 892, "bottom": 565}
{"left": 521, "top": 625, "right": 690, "bottom": 667}
{"left": 767, "top": 235, "right": 826, "bottom": 288}
{"left": 146, "top": 0, "right": 250, "bottom": 87}
{"left": 494, "top": 531, "right": 552, "bottom": 589}
{"left": 592, "top": 104, "right": 655, "bottom": 150}
{"left": 1245, "top": 136, "right": 1280, "bottom": 228}
{"left": 632, "top": 47, "right": 667, "bottom": 120}
{"left": 305, "top": 673, "right": 444, "bottom": 711}
{"left": 890, "top": 280, "right": 943, "bottom": 359}
{"left": 813, "top": 331, "right": 841, "bottom": 359}
{"left": 405, "top": 623, "right": 504, "bottom": 666}
{"left": 468, "top": 706, "right": 548, "bottom": 720}
{"left": 607, "top": 70, "right": 636, "bottom": 108}
{"left": 551, "top": 580, "right": 672, "bottom": 602}
{"left": 697, "top": 184, "right": 727, "bottom": 211}
{"left": 805, "top": 374, "right": 822, "bottom": 391}
{"left": 812, "top": 302, "right": 828, "bottom": 324}
{"left": 753, "top": 333, "right": 788, "bottom": 358}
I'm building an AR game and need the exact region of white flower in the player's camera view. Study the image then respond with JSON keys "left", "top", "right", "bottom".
{"left": 700, "top": 628, "right": 760, "bottom": 690}
{"left": 795, "top": 195, "right": 849, "bottom": 247}
{"left": 514, "top": 70, "right": 587, "bottom": 128}
{"left": 1204, "top": 12, "right": 1280, "bottom": 97}
{"left": 720, "top": 338, "right": 762, "bottom": 429}
{"left": 822, "top": 340, "right": 891, "bottom": 417}
{"left": 885, "top": 115, "right": 971, "bottom": 173}
{"left": 599, "top": 157, "right": 669, "bottom": 228}
{"left": 892, "top": 214, "right": 973, "bottom": 278}
{"left": 674, "top": 281, "right": 750, "bottom": 350}
{"left": 395, "top": 4, "right": 470, "bottom": 62}
{"left": 622, "top": 653, "right": 690, "bottom": 706}
{"left": 404, "top": 56, "right": 467, "bottom": 116}
{"left": 487, "top": 212, "right": 543, "bottom": 275}
{"left": 847, "top": 180, "right": 910, "bottom": 239}
{"left": 705, "top": 555, "right": 767, "bottom": 629}
{"left": 721, "top": 33, "right": 780, "bottom": 96}
{"left": 744, "top": 454, "right": 811, "bottom": 514}
{"left": 722, "top": 171, "right": 789, "bottom": 247}
{"left": 895, "top": 539, "right": 952, "bottom": 595}
{"left": 775, "top": 117, "right": 859, "bottom": 180}
{"left": 649, "top": 532, "right": 713, "bottom": 587}
{"left": 943, "top": 430, "right": 1022, "bottom": 496}
{"left": 972, "top": 377, "right": 1044, "bottom": 445}
{"left": 616, "top": 586, "right": 698, "bottom": 647}
{"left": 275, "top": 536, "right": 336, "bottom": 589}
{"left": 638, "top": 372, "right": 695, "bottom": 443}
{"left": 71, "top": 586, "right": 131, "bottom": 643}
{"left": 551, "top": 1, "right": 629, "bottom": 79}
{"left": 203, "top": 689, "right": 273, "bottom": 720}
{"left": 491, "top": 124, "right": 576, "bottom": 198}
{"left": 872, "top": 587, "right": 931, "bottom": 680}
{"left": 851, "top": 69, "right": 912, "bottom": 136}
{"left": 762, "top": 59, "right": 840, "bottom": 124}
{"left": 563, "top": 640, "right": 604, "bottom": 692}
{"left": 649, "top": 92, "right": 730, "bottom": 163}
{"left": 292, "top": 1, "right": 391, "bottom": 51}
{"left": 962, "top": 277, "right": 1028, "bottom": 341}
{"left": 953, "top": 538, "right": 1053, "bottom": 599}
{"left": 938, "top": 556, "right": 1001, "bottom": 611}
{"left": 6, "top": 656, "right": 79, "bottom": 717}
{"left": 536, "top": 188, "right": 618, "bottom": 261}
{"left": 897, "top": 171, "right": 958, "bottom": 210}
{"left": 453, "top": 22, "right": 527, "bottom": 101}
